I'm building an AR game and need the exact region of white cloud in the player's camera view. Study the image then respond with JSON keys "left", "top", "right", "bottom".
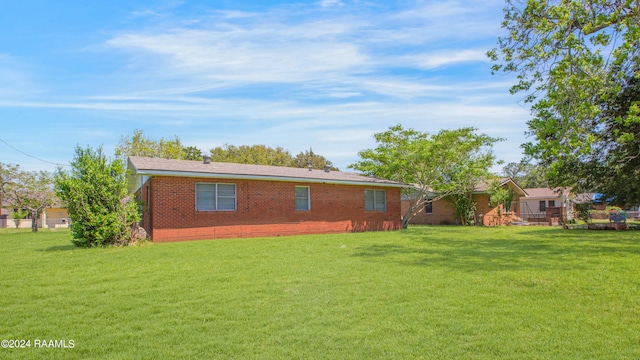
{"left": 100, "top": 0, "right": 507, "bottom": 102}
{"left": 106, "top": 24, "right": 370, "bottom": 87}
{"left": 409, "top": 49, "right": 490, "bottom": 69}
{"left": 319, "top": 0, "right": 344, "bottom": 8}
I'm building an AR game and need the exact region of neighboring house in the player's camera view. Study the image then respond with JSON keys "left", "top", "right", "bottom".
{"left": 127, "top": 156, "right": 408, "bottom": 242}
{"left": 518, "top": 188, "right": 603, "bottom": 223}
{"left": 403, "top": 178, "right": 528, "bottom": 226}
{"left": 43, "top": 206, "right": 70, "bottom": 229}
{"left": 0, "top": 207, "right": 33, "bottom": 228}
{"left": 0, "top": 205, "right": 69, "bottom": 229}
{"left": 515, "top": 187, "right": 634, "bottom": 224}
{"left": 474, "top": 179, "right": 528, "bottom": 226}
{"left": 519, "top": 187, "right": 572, "bottom": 224}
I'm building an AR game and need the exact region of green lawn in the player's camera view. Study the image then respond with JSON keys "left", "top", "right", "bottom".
{"left": 1, "top": 226, "right": 639, "bottom": 359}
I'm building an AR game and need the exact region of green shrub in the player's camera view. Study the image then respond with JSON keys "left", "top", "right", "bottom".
{"left": 10, "top": 209, "right": 28, "bottom": 228}
{"left": 54, "top": 146, "right": 140, "bottom": 247}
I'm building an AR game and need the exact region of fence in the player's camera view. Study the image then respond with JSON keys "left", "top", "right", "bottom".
{"left": 0, "top": 218, "right": 63, "bottom": 229}
{"left": 583, "top": 210, "right": 640, "bottom": 221}
{"left": 0, "top": 218, "right": 42, "bottom": 229}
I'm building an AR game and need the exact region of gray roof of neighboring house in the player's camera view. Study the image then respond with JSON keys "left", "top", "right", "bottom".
{"left": 128, "top": 156, "right": 409, "bottom": 188}
{"left": 521, "top": 188, "right": 597, "bottom": 203}
{"left": 522, "top": 187, "right": 571, "bottom": 198}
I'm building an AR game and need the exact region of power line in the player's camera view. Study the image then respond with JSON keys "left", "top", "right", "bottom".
{"left": 0, "top": 137, "right": 70, "bottom": 167}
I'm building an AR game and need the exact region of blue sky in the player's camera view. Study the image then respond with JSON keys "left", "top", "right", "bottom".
{"left": 0, "top": 0, "right": 531, "bottom": 172}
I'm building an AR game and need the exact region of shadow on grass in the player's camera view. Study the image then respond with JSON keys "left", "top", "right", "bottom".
{"left": 352, "top": 227, "right": 640, "bottom": 272}
{"left": 39, "top": 244, "right": 79, "bottom": 252}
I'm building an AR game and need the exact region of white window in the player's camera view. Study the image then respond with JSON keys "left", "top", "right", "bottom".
{"left": 295, "top": 186, "right": 310, "bottom": 211}
{"left": 196, "top": 183, "right": 236, "bottom": 211}
{"left": 365, "top": 189, "right": 386, "bottom": 211}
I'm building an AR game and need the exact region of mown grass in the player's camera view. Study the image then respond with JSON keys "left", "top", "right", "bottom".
{"left": 1, "top": 226, "right": 639, "bottom": 359}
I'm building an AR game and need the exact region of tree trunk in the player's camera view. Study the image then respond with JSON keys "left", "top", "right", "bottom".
{"left": 31, "top": 210, "right": 38, "bottom": 232}
{"left": 402, "top": 198, "right": 424, "bottom": 229}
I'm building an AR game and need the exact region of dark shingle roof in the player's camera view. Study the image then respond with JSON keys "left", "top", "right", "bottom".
{"left": 128, "top": 156, "right": 407, "bottom": 188}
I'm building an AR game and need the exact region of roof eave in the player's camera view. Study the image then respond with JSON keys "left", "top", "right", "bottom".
{"left": 501, "top": 178, "right": 528, "bottom": 197}
{"left": 133, "top": 169, "right": 411, "bottom": 188}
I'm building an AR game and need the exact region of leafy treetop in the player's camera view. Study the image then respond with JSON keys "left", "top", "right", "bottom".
{"left": 349, "top": 124, "right": 502, "bottom": 228}
{"left": 489, "top": 0, "right": 640, "bottom": 205}
{"left": 210, "top": 144, "right": 339, "bottom": 170}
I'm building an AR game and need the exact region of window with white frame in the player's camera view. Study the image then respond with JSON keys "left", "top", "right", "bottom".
{"left": 295, "top": 186, "right": 310, "bottom": 211}
{"left": 196, "top": 183, "right": 236, "bottom": 211}
{"left": 364, "top": 189, "right": 386, "bottom": 211}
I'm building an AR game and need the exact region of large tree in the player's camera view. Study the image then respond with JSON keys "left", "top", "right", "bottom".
{"left": 489, "top": 0, "right": 640, "bottom": 205}
{"left": 349, "top": 124, "right": 501, "bottom": 228}
{"left": 55, "top": 146, "right": 140, "bottom": 247}
{"left": 0, "top": 163, "right": 56, "bottom": 232}
{"left": 593, "top": 72, "right": 640, "bottom": 204}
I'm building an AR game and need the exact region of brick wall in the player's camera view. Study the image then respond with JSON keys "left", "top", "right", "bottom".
{"left": 142, "top": 176, "right": 402, "bottom": 242}
{"left": 403, "top": 194, "right": 525, "bottom": 226}
{"left": 402, "top": 198, "right": 458, "bottom": 225}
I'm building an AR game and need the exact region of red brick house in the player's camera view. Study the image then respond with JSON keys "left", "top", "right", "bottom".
{"left": 402, "top": 178, "right": 527, "bottom": 226}
{"left": 128, "top": 156, "right": 407, "bottom": 242}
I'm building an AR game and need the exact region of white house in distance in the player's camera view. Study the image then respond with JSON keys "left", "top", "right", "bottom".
{"left": 519, "top": 187, "right": 588, "bottom": 224}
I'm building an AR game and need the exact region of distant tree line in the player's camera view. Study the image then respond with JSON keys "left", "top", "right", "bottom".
{"left": 116, "top": 129, "right": 339, "bottom": 170}
{"left": 500, "top": 161, "right": 548, "bottom": 189}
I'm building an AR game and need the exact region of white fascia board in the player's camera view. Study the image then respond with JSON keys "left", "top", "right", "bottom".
{"left": 521, "top": 196, "right": 565, "bottom": 200}
{"left": 134, "top": 169, "right": 411, "bottom": 189}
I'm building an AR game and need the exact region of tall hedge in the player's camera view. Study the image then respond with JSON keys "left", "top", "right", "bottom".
{"left": 55, "top": 146, "right": 140, "bottom": 247}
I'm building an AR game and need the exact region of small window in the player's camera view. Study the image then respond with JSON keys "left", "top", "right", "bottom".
{"left": 425, "top": 199, "right": 433, "bottom": 214}
{"left": 539, "top": 200, "right": 546, "bottom": 212}
{"left": 295, "top": 186, "right": 310, "bottom": 211}
{"left": 365, "top": 189, "right": 386, "bottom": 211}
{"left": 548, "top": 200, "right": 555, "bottom": 208}
{"left": 196, "top": 183, "right": 236, "bottom": 211}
